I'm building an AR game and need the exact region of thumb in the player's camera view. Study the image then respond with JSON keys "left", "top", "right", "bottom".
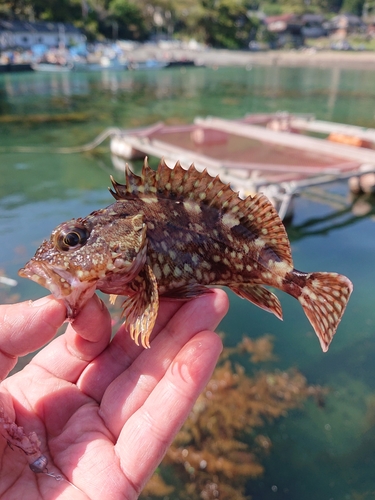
{"left": 0, "top": 296, "right": 66, "bottom": 379}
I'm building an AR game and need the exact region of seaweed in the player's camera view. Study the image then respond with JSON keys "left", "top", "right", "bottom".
{"left": 141, "top": 335, "right": 326, "bottom": 500}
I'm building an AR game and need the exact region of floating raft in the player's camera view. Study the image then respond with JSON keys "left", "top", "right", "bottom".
{"left": 110, "top": 113, "right": 375, "bottom": 219}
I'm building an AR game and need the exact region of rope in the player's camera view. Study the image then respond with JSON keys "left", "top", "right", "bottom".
{"left": 0, "top": 127, "right": 121, "bottom": 154}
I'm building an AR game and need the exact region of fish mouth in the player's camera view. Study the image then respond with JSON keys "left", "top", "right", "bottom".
{"left": 19, "top": 259, "right": 97, "bottom": 319}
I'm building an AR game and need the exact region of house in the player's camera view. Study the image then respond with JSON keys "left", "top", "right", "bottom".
{"left": 301, "top": 14, "right": 328, "bottom": 38}
{"left": 265, "top": 14, "right": 296, "bottom": 34}
{"left": 328, "top": 14, "right": 367, "bottom": 38}
{"left": 0, "top": 20, "right": 86, "bottom": 50}
{"left": 264, "top": 14, "right": 305, "bottom": 48}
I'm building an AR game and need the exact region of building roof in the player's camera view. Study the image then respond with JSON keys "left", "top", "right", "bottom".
{"left": 264, "top": 14, "right": 297, "bottom": 25}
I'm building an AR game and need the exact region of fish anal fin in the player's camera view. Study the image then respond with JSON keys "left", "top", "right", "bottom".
{"left": 160, "top": 284, "right": 212, "bottom": 300}
{"left": 121, "top": 264, "right": 159, "bottom": 348}
{"left": 297, "top": 271, "right": 353, "bottom": 352}
{"left": 229, "top": 284, "right": 283, "bottom": 321}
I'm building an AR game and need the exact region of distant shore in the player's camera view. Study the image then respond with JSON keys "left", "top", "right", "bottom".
{"left": 130, "top": 45, "right": 375, "bottom": 71}
{"left": 2, "top": 46, "right": 375, "bottom": 73}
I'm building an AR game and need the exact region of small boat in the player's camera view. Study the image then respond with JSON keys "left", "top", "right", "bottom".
{"left": 31, "top": 62, "right": 74, "bottom": 72}
{"left": 109, "top": 113, "right": 375, "bottom": 219}
{"left": 0, "top": 63, "right": 33, "bottom": 73}
{"left": 165, "top": 59, "right": 196, "bottom": 68}
{"left": 98, "top": 56, "right": 128, "bottom": 70}
{"left": 128, "top": 59, "right": 167, "bottom": 70}
{"left": 73, "top": 61, "right": 103, "bottom": 72}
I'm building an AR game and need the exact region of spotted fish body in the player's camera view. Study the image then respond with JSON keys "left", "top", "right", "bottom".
{"left": 19, "top": 159, "right": 353, "bottom": 352}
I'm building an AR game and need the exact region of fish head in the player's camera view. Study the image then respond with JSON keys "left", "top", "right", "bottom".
{"left": 19, "top": 211, "right": 147, "bottom": 318}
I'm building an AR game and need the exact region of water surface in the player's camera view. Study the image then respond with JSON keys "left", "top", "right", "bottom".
{"left": 1, "top": 65, "right": 375, "bottom": 499}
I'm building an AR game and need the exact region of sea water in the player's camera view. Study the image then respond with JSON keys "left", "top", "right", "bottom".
{"left": 1, "top": 65, "right": 375, "bottom": 499}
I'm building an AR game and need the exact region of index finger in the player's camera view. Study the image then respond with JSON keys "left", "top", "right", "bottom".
{"left": 0, "top": 295, "right": 66, "bottom": 379}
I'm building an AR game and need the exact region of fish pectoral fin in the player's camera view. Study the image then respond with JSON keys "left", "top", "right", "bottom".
{"left": 121, "top": 264, "right": 159, "bottom": 348}
{"left": 229, "top": 284, "right": 283, "bottom": 321}
{"left": 160, "top": 283, "right": 212, "bottom": 300}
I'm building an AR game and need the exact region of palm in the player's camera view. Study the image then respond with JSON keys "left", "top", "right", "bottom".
{"left": 0, "top": 290, "right": 228, "bottom": 499}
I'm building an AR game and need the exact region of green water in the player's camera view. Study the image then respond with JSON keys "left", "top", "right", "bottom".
{"left": 1, "top": 65, "right": 375, "bottom": 499}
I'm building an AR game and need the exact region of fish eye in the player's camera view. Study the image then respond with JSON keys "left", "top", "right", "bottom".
{"left": 63, "top": 231, "right": 82, "bottom": 247}
{"left": 55, "top": 225, "right": 90, "bottom": 251}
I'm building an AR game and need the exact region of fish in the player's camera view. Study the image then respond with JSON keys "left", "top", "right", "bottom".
{"left": 19, "top": 158, "right": 353, "bottom": 352}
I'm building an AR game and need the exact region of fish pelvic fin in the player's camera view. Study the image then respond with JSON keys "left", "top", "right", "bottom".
{"left": 297, "top": 272, "right": 353, "bottom": 352}
{"left": 229, "top": 283, "right": 283, "bottom": 321}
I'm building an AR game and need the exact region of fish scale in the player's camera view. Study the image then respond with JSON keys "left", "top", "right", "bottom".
{"left": 19, "top": 158, "right": 353, "bottom": 352}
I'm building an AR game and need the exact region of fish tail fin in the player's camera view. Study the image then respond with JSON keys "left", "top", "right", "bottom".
{"left": 298, "top": 272, "right": 353, "bottom": 352}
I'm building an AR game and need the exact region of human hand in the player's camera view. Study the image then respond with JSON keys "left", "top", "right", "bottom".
{"left": 0, "top": 289, "right": 228, "bottom": 499}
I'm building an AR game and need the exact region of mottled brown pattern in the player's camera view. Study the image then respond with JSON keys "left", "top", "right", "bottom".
{"left": 19, "top": 159, "right": 353, "bottom": 352}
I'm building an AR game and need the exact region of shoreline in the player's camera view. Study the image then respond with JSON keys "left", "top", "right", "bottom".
{"left": 130, "top": 46, "right": 375, "bottom": 71}
{"left": 2, "top": 47, "right": 375, "bottom": 73}
{"left": 215, "top": 49, "right": 375, "bottom": 70}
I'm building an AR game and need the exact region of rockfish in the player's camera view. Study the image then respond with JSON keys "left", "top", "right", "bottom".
{"left": 19, "top": 159, "right": 353, "bottom": 351}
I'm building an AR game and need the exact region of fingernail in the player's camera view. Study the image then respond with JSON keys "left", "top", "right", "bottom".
{"left": 31, "top": 295, "right": 53, "bottom": 307}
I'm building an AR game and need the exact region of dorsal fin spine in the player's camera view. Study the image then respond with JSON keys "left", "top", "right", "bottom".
{"left": 108, "top": 158, "right": 292, "bottom": 265}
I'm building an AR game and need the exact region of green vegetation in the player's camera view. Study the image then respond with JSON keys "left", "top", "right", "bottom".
{"left": 0, "top": 0, "right": 369, "bottom": 47}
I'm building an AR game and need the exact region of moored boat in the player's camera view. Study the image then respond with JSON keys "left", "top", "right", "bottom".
{"left": 31, "top": 61, "right": 74, "bottom": 72}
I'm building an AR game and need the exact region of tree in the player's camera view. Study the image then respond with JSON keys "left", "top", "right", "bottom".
{"left": 31, "top": 0, "right": 82, "bottom": 22}
{"left": 341, "top": 0, "right": 365, "bottom": 15}
{"left": 199, "top": 0, "right": 257, "bottom": 49}
{"left": 108, "top": 0, "right": 147, "bottom": 39}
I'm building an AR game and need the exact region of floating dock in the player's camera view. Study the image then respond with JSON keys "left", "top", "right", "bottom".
{"left": 110, "top": 113, "right": 375, "bottom": 219}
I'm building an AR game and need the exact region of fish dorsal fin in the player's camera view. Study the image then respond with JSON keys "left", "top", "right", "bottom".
{"left": 238, "top": 192, "right": 293, "bottom": 267}
{"left": 109, "top": 158, "right": 292, "bottom": 266}
{"left": 109, "top": 157, "right": 235, "bottom": 203}
{"left": 109, "top": 160, "right": 157, "bottom": 199}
